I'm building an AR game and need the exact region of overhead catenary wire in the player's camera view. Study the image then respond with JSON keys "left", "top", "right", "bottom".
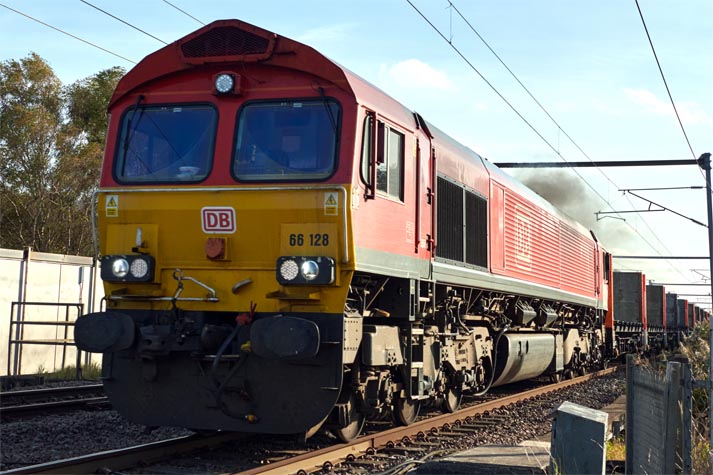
{"left": 457, "top": 0, "right": 707, "bottom": 250}
{"left": 0, "top": 3, "right": 136, "bottom": 64}
{"left": 634, "top": 0, "right": 698, "bottom": 164}
{"left": 161, "top": 0, "right": 205, "bottom": 26}
{"left": 448, "top": 1, "right": 620, "bottom": 188}
{"left": 406, "top": 0, "right": 696, "bottom": 284}
{"left": 79, "top": 0, "right": 167, "bottom": 45}
{"left": 404, "top": 1, "right": 594, "bottom": 190}
{"left": 633, "top": 0, "right": 709, "bottom": 190}
{"left": 448, "top": 1, "right": 700, "bottom": 283}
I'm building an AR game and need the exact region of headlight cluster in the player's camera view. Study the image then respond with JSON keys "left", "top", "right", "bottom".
{"left": 276, "top": 256, "right": 335, "bottom": 285}
{"left": 214, "top": 73, "right": 234, "bottom": 94}
{"left": 101, "top": 255, "right": 155, "bottom": 282}
{"left": 214, "top": 72, "right": 240, "bottom": 95}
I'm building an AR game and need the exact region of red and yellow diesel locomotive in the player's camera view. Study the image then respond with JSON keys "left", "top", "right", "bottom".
{"left": 75, "top": 19, "right": 613, "bottom": 441}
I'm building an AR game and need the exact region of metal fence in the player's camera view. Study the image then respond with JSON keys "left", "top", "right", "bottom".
{"left": 626, "top": 354, "right": 692, "bottom": 474}
{"left": 1, "top": 248, "right": 102, "bottom": 377}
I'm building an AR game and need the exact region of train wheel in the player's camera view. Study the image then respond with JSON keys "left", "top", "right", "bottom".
{"left": 303, "top": 415, "right": 328, "bottom": 441}
{"left": 442, "top": 388, "right": 462, "bottom": 413}
{"left": 549, "top": 372, "right": 562, "bottom": 383}
{"left": 394, "top": 397, "right": 420, "bottom": 426}
{"left": 332, "top": 393, "right": 365, "bottom": 443}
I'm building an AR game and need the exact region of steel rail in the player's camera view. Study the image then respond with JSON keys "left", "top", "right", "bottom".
{"left": 0, "top": 397, "right": 109, "bottom": 419}
{"left": 0, "top": 433, "right": 245, "bottom": 475}
{"left": 238, "top": 367, "right": 619, "bottom": 475}
{"left": 0, "top": 384, "right": 104, "bottom": 406}
{"left": 1, "top": 384, "right": 107, "bottom": 419}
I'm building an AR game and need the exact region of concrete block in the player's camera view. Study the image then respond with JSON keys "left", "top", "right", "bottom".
{"left": 550, "top": 401, "right": 608, "bottom": 475}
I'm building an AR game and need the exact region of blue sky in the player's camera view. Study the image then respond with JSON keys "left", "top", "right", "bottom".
{"left": 2, "top": 0, "right": 711, "bottom": 308}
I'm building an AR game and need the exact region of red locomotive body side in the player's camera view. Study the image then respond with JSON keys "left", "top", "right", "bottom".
{"left": 345, "top": 79, "right": 429, "bottom": 266}
{"left": 482, "top": 162, "right": 604, "bottom": 306}
{"left": 342, "top": 66, "right": 607, "bottom": 309}
{"left": 490, "top": 180, "right": 597, "bottom": 299}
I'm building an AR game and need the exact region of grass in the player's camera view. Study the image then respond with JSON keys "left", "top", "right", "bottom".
{"left": 678, "top": 323, "right": 711, "bottom": 475}
{"left": 35, "top": 361, "right": 102, "bottom": 380}
{"left": 606, "top": 436, "right": 626, "bottom": 461}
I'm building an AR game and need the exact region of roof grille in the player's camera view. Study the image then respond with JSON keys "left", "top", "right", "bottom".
{"left": 181, "top": 26, "right": 271, "bottom": 60}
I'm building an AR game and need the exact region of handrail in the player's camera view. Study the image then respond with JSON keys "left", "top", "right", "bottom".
{"left": 107, "top": 269, "right": 219, "bottom": 303}
{"left": 7, "top": 302, "right": 84, "bottom": 378}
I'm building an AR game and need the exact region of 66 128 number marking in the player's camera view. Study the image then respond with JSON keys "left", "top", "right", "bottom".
{"left": 289, "top": 233, "right": 330, "bottom": 246}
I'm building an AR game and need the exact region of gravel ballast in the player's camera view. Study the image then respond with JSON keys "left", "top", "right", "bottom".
{"left": 0, "top": 371, "right": 625, "bottom": 473}
{"left": 1, "top": 410, "right": 192, "bottom": 471}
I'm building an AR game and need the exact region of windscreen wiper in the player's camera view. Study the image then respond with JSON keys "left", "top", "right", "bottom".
{"left": 318, "top": 87, "right": 337, "bottom": 135}
{"left": 121, "top": 94, "right": 149, "bottom": 172}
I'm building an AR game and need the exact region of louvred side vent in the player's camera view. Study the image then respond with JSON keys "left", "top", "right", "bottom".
{"left": 179, "top": 26, "right": 275, "bottom": 63}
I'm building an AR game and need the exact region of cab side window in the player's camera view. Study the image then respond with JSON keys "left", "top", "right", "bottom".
{"left": 377, "top": 126, "right": 404, "bottom": 200}
{"left": 360, "top": 114, "right": 404, "bottom": 201}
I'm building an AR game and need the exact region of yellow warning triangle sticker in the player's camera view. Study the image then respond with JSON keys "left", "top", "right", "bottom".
{"left": 107, "top": 197, "right": 117, "bottom": 207}
{"left": 326, "top": 195, "right": 337, "bottom": 205}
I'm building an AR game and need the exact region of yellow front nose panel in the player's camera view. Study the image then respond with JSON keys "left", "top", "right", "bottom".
{"left": 98, "top": 187, "right": 354, "bottom": 314}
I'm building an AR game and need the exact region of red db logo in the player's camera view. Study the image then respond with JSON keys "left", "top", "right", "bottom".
{"left": 201, "top": 207, "right": 236, "bottom": 234}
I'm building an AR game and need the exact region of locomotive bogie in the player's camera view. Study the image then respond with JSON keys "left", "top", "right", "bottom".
{"left": 361, "top": 325, "right": 404, "bottom": 366}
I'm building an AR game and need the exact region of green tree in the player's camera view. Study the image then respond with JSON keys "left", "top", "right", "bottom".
{"left": 65, "top": 66, "right": 124, "bottom": 146}
{"left": 0, "top": 53, "right": 123, "bottom": 255}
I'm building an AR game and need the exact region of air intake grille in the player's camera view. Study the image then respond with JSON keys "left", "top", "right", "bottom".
{"left": 437, "top": 176, "right": 488, "bottom": 267}
{"left": 436, "top": 177, "right": 464, "bottom": 262}
{"left": 465, "top": 190, "right": 488, "bottom": 267}
{"left": 181, "top": 27, "right": 270, "bottom": 58}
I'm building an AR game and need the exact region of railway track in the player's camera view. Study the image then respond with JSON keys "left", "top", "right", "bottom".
{"left": 0, "top": 432, "right": 244, "bottom": 475}
{"left": 240, "top": 366, "right": 620, "bottom": 475}
{"left": 0, "top": 367, "right": 619, "bottom": 475}
{"left": 0, "top": 384, "right": 109, "bottom": 420}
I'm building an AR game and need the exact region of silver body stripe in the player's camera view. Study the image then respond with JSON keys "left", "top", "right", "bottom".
{"left": 355, "top": 246, "right": 605, "bottom": 309}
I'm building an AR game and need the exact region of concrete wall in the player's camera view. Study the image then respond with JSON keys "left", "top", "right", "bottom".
{"left": 0, "top": 249, "right": 104, "bottom": 376}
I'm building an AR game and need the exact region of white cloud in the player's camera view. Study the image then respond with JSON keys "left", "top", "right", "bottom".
{"left": 624, "top": 88, "right": 670, "bottom": 114}
{"left": 473, "top": 102, "right": 488, "bottom": 112}
{"left": 295, "top": 24, "right": 353, "bottom": 46}
{"left": 624, "top": 88, "right": 713, "bottom": 126}
{"left": 384, "top": 59, "right": 455, "bottom": 91}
